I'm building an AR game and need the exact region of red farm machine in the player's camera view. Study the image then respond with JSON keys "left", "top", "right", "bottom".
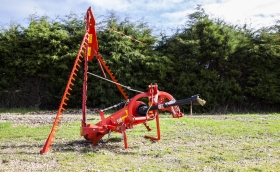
{"left": 40, "top": 7, "right": 206, "bottom": 154}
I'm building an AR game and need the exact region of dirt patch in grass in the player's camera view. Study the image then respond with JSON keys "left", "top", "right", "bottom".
{"left": 0, "top": 114, "right": 80, "bottom": 126}
{"left": 0, "top": 109, "right": 99, "bottom": 127}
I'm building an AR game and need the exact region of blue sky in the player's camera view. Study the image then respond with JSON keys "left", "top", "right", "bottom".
{"left": 1, "top": 0, "right": 279, "bottom": 34}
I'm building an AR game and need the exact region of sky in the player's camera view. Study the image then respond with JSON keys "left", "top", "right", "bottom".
{"left": 1, "top": 0, "right": 280, "bottom": 34}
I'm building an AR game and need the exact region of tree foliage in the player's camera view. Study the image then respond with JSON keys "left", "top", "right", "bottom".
{"left": 155, "top": 6, "right": 280, "bottom": 112}
{"left": 0, "top": 8, "right": 279, "bottom": 113}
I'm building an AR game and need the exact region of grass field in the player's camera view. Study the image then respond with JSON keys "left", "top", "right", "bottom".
{"left": 0, "top": 113, "right": 279, "bottom": 171}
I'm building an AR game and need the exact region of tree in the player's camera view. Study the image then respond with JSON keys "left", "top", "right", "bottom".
{"left": 156, "top": 7, "right": 245, "bottom": 112}
{"left": 242, "top": 27, "right": 280, "bottom": 107}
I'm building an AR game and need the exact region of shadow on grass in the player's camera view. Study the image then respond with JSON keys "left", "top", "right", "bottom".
{"left": 0, "top": 143, "right": 44, "bottom": 155}
{"left": 50, "top": 137, "right": 142, "bottom": 155}
{"left": 0, "top": 136, "right": 147, "bottom": 155}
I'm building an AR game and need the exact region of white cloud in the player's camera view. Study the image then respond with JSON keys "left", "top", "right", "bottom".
{"left": 160, "top": 10, "right": 192, "bottom": 28}
{"left": 0, "top": 0, "right": 279, "bottom": 31}
{"left": 86, "top": 0, "right": 131, "bottom": 11}
{"left": 203, "top": 0, "right": 280, "bottom": 28}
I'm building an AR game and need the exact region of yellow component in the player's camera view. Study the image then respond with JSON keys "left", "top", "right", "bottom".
{"left": 122, "top": 110, "right": 129, "bottom": 121}
{"left": 88, "top": 34, "right": 92, "bottom": 43}
{"left": 148, "top": 101, "right": 153, "bottom": 113}
{"left": 122, "top": 114, "right": 128, "bottom": 121}
{"left": 87, "top": 47, "right": 91, "bottom": 56}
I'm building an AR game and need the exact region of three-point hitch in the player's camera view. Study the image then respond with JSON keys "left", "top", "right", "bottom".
{"left": 81, "top": 83, "right": 206, "bottom": 149}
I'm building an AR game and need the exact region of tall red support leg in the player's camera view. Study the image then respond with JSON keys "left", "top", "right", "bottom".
{"left": 122, "top": 125, "right": 128, "bottom": 149}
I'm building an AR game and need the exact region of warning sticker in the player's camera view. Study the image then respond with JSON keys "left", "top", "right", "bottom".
{"left": 87, "top": 47, "right": 91, "bottom": 56}
{"left": 88, "top": 34, "right": 92, "bottom": 43}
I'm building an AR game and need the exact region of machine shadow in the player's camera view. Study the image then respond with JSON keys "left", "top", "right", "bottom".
{"left": 51, "top": 137, "right": 142, "bottom": 155}
{"left": 0, "top": 143, "right": 47, "bottom": 155}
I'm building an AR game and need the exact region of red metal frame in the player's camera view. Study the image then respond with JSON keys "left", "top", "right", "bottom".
{"left": 81, "top": 84, "right": 183, "bottom": 149}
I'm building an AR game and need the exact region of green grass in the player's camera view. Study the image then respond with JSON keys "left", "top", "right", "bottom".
{"left": 0, "top": 114, "right": 279, "bottom": 171}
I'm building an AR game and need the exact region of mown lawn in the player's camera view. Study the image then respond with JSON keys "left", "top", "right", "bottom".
{"left": 0, "top": 113, "right": 279, "bottom": 171}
